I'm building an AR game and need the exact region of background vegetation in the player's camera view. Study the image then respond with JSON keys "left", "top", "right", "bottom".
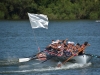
{"left": 0, "top": 0, "right": 100, "bottom": 20}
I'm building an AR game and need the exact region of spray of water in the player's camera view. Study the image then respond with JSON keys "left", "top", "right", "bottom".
{"left": 0, "top": 62, "right": 92, "bottom": 74}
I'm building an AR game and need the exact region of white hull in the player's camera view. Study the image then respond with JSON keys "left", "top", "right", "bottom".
{"left": 50, "top": 54, "right": 92, "bottom": 64}
{"left": 71, "top": 54, "right": 92, "bottom": 64}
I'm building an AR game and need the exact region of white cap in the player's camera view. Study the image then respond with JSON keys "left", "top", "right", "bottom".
{"left": 55, "top": 39, "right": 60, "bottom": 42}
{"left": 51, "top": 41, "right": 58, "bottom": 44}
{"left": 51, "top": 39, "right": 60, "bottom": 44}
{"left": 68, "top": 41, "right": 74, "bottom": 44}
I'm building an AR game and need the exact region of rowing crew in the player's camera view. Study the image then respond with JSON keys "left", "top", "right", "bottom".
{"left": 45, "top": 38, "right": 90, "bottom": 57}
{"left": 36, "top": 38, "right": 90, "bottom": 61}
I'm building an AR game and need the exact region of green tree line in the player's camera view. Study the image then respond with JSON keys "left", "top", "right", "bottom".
{"left": 0, "top": 0, "right": 100, "bottom": 20}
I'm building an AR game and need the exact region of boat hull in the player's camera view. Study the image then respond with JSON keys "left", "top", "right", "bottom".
{"left": 47, "top": 54, "right": 92, "bottom": 64}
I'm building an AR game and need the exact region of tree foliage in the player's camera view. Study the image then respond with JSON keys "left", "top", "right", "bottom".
{"left": 0, "top": 0, "right": 100, "bottom": 20}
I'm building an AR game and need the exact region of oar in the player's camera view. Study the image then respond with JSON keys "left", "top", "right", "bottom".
{"left": 57, "top": 48, "right": 84, "bottom": 67}
{"left": 57, "top": 54, "right": 75, "bottom": 67}
{"left": 19, "top": 51, "right": 44, "bottom": 62}
{"left": 19, "top": 57, "right": 36, "bottom": 62}
{"left": 86, "top": 54, "right": 100, "bottom": 58}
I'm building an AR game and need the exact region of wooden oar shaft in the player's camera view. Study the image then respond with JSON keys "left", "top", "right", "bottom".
{"left": 62, "top": 48, "right": 84, "bottom": 65}
{"left": 62, "top": 55, "right": 74, "bottom": 65}
{"left": 57, "top": 48, "right": 84, "bottom": 67}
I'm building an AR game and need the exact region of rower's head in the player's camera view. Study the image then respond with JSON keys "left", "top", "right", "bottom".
{"left": 76, "top": 43, "right": 80, "bottom": 45}
{"left": 76, "top": 43, "right": 81, "bottom": 47}
{"left": 84, "top": 42, "right": 90, "bottom": 46}
{"left": 52, "top": 40, "right": 55, "bottom": 42}
{"left": 58, "top": 42, "right": 61, "bottom": 45}
{"left": 62, "top": 40, "right": 65, "bottom": 43}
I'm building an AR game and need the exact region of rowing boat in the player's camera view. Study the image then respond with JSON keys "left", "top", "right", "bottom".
{"left": 35, "top": 49, "right": 92, "bottom": 64}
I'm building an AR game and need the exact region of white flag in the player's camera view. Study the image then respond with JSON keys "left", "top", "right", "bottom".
{"left": 28, "top": 13, "right": 49, "bottom": 29}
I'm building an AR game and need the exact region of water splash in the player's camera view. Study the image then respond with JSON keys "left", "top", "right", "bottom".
{"left": 0, "top": 58, "right": 19, "bottom": 66}
{"left": 0, "top": 62, "right": 92, "bottom": 74}
{"left": 60, "top": 62, "right": 92, "bottom": 69}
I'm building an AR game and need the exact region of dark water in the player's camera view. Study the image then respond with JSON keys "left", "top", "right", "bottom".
{"left": 0, "top": 20, "right": 100, "bottom": 75}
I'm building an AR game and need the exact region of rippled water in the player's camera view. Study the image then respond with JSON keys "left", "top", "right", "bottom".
{"left": 0, "top": 20, "right": 100, "bottom": 75}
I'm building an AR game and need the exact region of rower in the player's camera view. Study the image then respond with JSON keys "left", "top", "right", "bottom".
{"left": 37, "top": 52, "right": 47, "bottom": 61}
{"left": 62, "top": 38, "right": 68, "bottom": 47}
{"left": 78, "top": 42, "right": 90, "bottom": 55}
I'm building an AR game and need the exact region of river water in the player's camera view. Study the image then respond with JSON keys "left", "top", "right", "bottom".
{"left": 0, "top": 20, "right": 100, "bottom": 75}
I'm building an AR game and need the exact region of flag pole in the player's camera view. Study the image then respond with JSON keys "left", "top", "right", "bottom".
{"left": 28, "top": 13, "right": 40, "bottom": 53}
{"left": 32, "top": 29, "right": 40, "bottom": 52}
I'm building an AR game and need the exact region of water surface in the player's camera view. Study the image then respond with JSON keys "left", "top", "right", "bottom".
{"left": 0, "top": 20, "right": 100, "bottom": 75}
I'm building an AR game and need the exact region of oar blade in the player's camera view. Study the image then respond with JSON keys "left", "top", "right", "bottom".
{"left": 19, "top": 58, "right": 31, "bottom": 62}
